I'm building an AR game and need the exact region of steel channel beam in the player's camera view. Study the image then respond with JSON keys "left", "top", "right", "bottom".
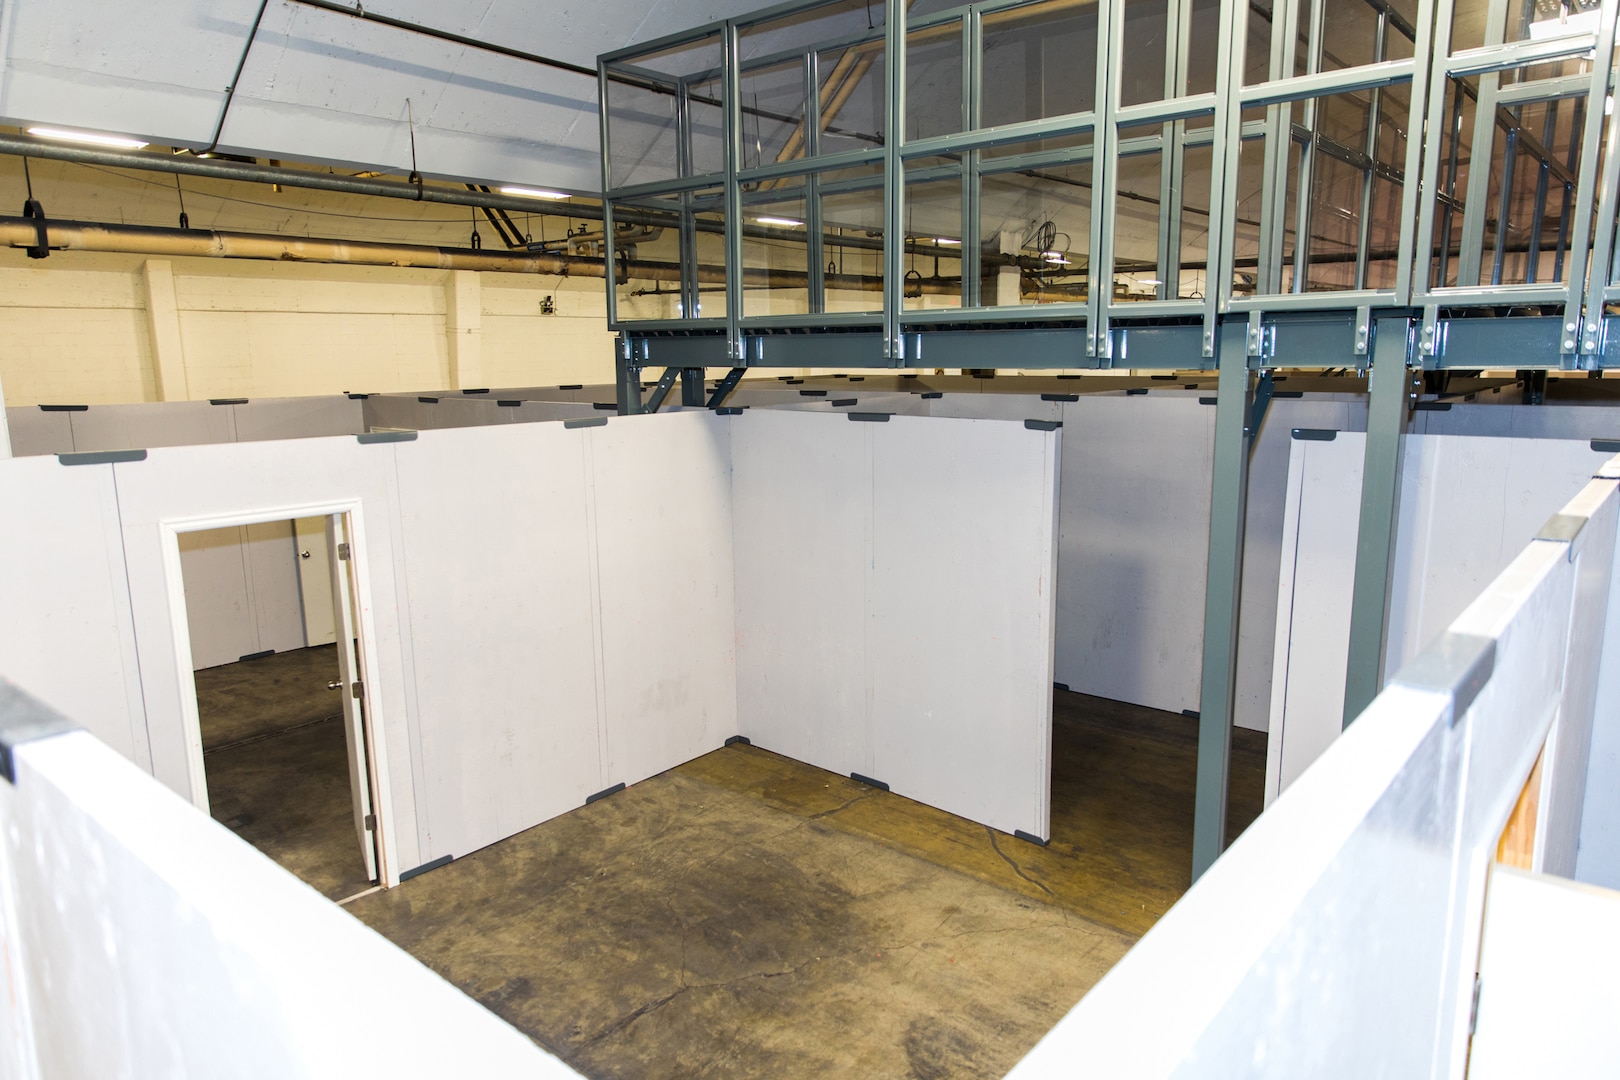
{"left": 1191, "top": 319, "right": 1254, "bottom": 881}
{"left": 1343, "top": 316, "right": 1416, "bottom": 725}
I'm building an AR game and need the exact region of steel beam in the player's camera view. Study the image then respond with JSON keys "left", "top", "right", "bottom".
{"left": 1192, "top": 319, "right": 1255, "bottom": 882}
{"left": 1343, "top": 316, "right": 1416, "bottom": 726}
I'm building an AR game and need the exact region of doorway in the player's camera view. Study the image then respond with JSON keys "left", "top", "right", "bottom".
{"left": 177, "top": 513, "right": 381, "bottom": 901}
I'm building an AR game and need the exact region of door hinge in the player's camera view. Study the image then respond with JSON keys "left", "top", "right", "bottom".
{"left": 337, "top": 542, "right": 351, "bottom": 560}
{"left": 351, "top": 680, "right": 363, "bottom": 699}
{"left": 364, "top": 813, "right": 376, "bottom": 831}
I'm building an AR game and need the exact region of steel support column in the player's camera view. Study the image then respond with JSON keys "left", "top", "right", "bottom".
{"left": 1192, "top": 319, "right": 1255, "bottom": 881}
{"left": 1342, "top": 316, "right": 1417, "bottom": 725}
{"left": 681, "top": 367, "right": 706, "bottom": 406}
{"left": 615, "top": 338, "right": 644, "bottom": 414}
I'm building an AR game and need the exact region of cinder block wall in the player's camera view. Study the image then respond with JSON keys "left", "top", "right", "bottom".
{"left": 0, "top": 156, "right": 617, "bottom": 406}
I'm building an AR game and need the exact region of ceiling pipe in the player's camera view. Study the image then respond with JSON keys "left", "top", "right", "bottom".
{"left": 0, "top": 215, "right": 958, "bottom": 294}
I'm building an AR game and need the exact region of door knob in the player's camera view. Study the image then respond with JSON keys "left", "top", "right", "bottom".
{"left": 300, "top": 550, "right": 312, "bottom": 559}
{"left": 328, "top": 681, "right": 342, "bottom": 690}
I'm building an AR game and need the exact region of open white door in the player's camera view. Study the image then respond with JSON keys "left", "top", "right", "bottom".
{"left": 326, "top": 515, "right": 378, "bottom": 883}
{"left": 293, "top": 517, "right": 336, "bottom": 647}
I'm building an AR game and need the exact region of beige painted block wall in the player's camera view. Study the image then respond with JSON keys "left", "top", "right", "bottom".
{"left": 0, "top": 249, "right": 618, "bottom": 406}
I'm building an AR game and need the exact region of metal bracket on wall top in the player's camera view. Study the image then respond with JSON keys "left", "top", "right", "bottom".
{"left": 1353, "top": 305, "right": 1371, "bottom": 355}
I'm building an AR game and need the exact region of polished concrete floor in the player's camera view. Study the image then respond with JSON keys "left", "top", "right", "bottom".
{"left": 338, "top": 689, "right": 1266, "bottom": 1078}
{"left": 196, "top": 645, "right": 375, "bottom": 901}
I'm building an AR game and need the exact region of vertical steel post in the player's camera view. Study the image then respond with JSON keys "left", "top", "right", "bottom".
{"left": 1342, "top": 316, "right": 1416, "bottom": 726}
{"left": 680, "top": 367, "right": 705, "bottom": 406}
{"left": 616, "top": 337, "right": 644, "bottom": 415}
{"left": 1192, "top": 318, "right": 1254, "bottom": 881}
{"left": 884, "top": 0, "right": 907, "bottom": 363}
{"left": 806, "top": 51, "right": 827, "bottom": 314}
{"left": 724, "top": 23, "right": 746, "bottom": 359}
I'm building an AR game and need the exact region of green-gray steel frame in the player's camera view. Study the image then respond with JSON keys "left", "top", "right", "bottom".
{"left": 1192, "top": 319, "right": 1258, "bottom": 880}
{"left": 1343, "top": 318, "right": 1418, "bottom": 726}
{"left": 600, "top": 0, "right": 1620, "bottom": 882}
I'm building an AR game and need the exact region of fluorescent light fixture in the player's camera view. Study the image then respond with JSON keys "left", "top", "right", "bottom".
{"left": 756, "top": 216, "right": 803, "bottom": 227}
{"left": 28, "top": 126, "right": 147, "bottom": 150}
{"left": 1528, "top": 8, "right": 1600, "bottom": 39}
{"left": 934, "top": 237, "right": 961, "bottom": 246}
{"left": 1137, "top": 277, "right": 1163, "bottom": 285}
{"left": 498, "top": 186, "right": 571, "bottom": 199}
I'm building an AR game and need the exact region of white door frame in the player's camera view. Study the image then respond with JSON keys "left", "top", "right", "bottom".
{"left": 157, "top": 497, "right": 399, "bottom": 887}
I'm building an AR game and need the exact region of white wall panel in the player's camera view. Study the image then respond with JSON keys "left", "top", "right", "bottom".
{"left": 0, "top": 457, "right": 146, "bottom": 766}
{"left": 1384, "top": 436, "right": 1614, "bottom": 673}
{"left": 590, "top": 412, "right": 738, "bottom": 788}
{"left": 1577, "top": 508, "right": 1620, "bottom": 888}
{"left": 869, "top": 416, "right": 1058, "bottom": 840}
{"left": 1266, "top": 434, "right": 1364, "bottom": 804}
{"left": 70, "top": 400, "right": 234, "bottom": 452}
{"left": 241, "top": 520, "right": 306, "bottom": 656}
{"left": 391, "top": 423, "right": 602, "bottom": 861}
{"left": 1235, "top": 399, "right": 1368, "bottom": 734}
{"left": 4, "top": 728, "right": 580, "bottom": 1080}
{"left": 733, "top": 411, "right": 872, "bottom": 777}
{"left": 1536, "top": 483, "right": 1618, "bottom": 878}
{"left": 1470, "top": 868, "right": 1620, "bottom": 1080}
{"left": 178, "top": 526, "right": 257, "bottom": 671}
{"left": 1054, "top": 396, "right": 1215, "bottom": 716}
{"left": 230, "top": 397, "right": 366, "bottom": 442}
{"left": 109, "top": 436, "right": 421, "bottom": 872}
{"left": 3, "top": 407, "right": 75, "bottom": 456}
{"left": 1268, "top": 433, "right": 1613, "bottom": 806}
{"left": 731, "top": 411, "right": 1059, "bottom": 840}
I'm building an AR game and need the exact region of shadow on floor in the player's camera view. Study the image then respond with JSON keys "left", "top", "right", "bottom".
{"left": 198, "top": 646, "right": 372, "bottom": 902}
{"left": 345, "top": 691, "right": 1266, "bottom": 1078}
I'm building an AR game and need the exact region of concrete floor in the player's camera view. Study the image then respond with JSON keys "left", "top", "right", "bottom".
{"left": 337, "top": 689, "right": 1265, "bottom": 1078}
{"left": 196, "top": 645, "right": 374, "bottom": 901}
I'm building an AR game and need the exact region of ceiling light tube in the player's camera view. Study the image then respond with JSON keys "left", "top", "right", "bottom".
{"left": 28, "top": 126, "right": 148, "bottom": 150}
{"left": 756, "top": 216, "right": 803, "bottom": 227}
{"left": 499, "top": 186, "right": 571, "bottom": 199}
{"left": 934, "top": 238, "right": 961, "bottom": 245}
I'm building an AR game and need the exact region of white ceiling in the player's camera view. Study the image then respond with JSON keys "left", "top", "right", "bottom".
{"left": 0, "top": 0, "right": 768, "bottom": 193}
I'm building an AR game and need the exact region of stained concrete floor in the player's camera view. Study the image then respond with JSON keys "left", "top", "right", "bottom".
{"left": 340, "top": 689, "right": 1267, "bottom": 1078}
{"left": 196, "top": 645, "right": 374, "bottom": 901}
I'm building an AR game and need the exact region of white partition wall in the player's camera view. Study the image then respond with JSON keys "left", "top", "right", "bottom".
{"left": 3, "top": 408, "right": 74, "bottom": 456}
{"left": 391, "top": 424, "right": 603, "bottom": 860}
{"left": 1010, "top": 464, "right": 1620, "bottom": 1078}
{"left": 591, "top": 414, "right": 739, "bottom": 789}
{"left": 1267, "top": 432, "right": 1367, "bottom": 800}
{"left": 1, "top": 408, "right": 1064, "bottom": 882}
{"left": 733, "top": 411, "right": 1060, "bottom": 841}
{"left": 0, "top": 457, "right": 146, "bottom": 767}
{"left": 732, "top": 413, "right": 871, "bottom": 778}
{"left": 869, "top": 417, "right": 1059, "bottom": 840}
{"left": 0, "top": 713, "right": 580, "bottom": 1080}
{"left": 1053, "top": 396, "right": 1215, "bottom": 717}
{"left": 107, "top": 437, "right": 423, "bottom": 876}
{"left": 1267, "top": 433, "right": 1616, "bottom": 807}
